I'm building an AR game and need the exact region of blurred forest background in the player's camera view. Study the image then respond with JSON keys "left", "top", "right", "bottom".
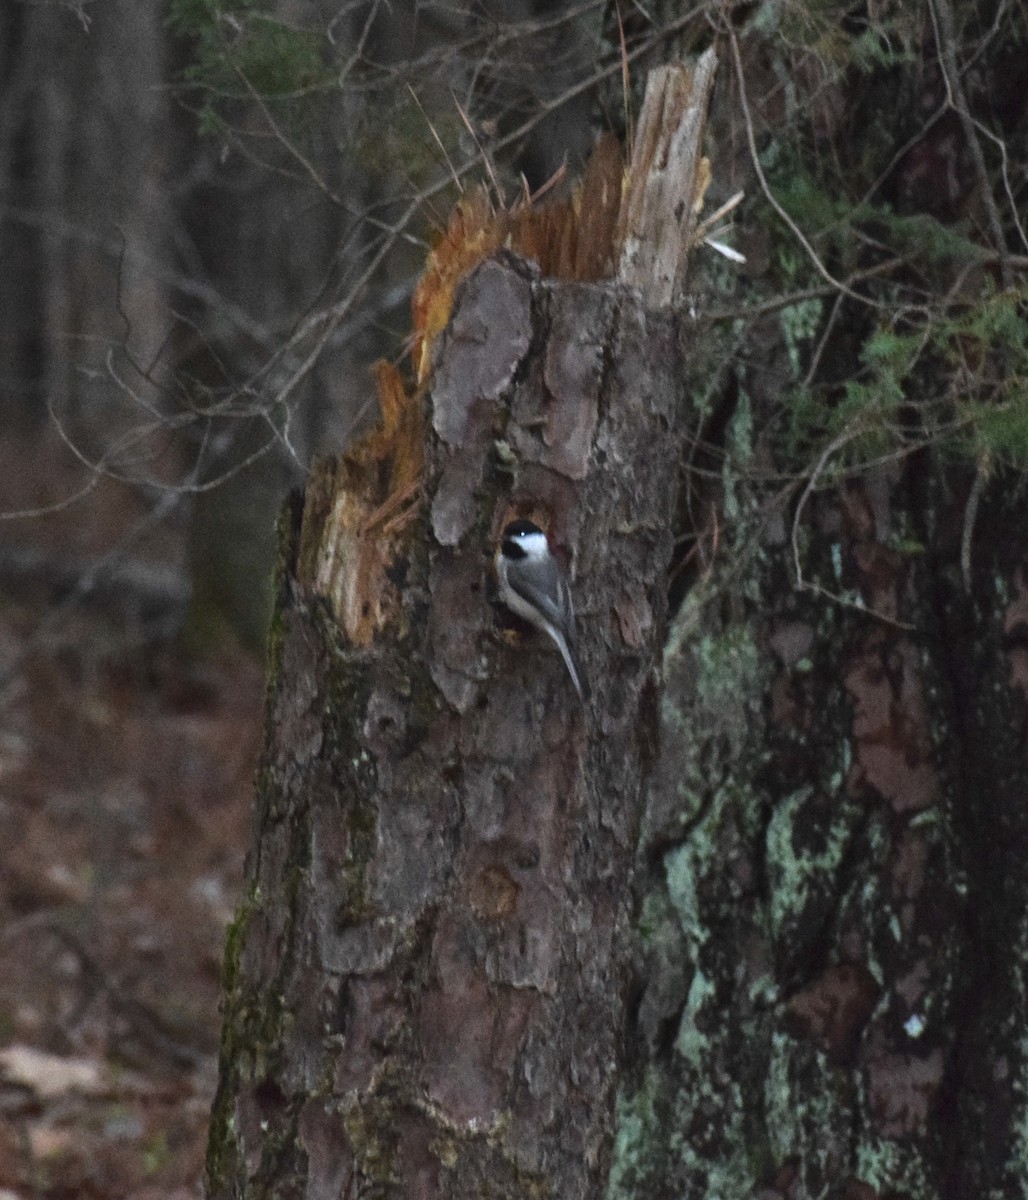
{"left": 1, "top": 0, "right": 1026, "bottom": 1195}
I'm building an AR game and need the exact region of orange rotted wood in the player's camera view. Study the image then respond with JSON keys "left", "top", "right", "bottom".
{"left": 297, "top": 360, "right": 422, "bottom": 646}
{"left": 296, "top": 48, "right": 718, "bottom": 646}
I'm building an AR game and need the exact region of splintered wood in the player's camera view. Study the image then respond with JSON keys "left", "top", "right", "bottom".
{"left": 411, "top": 48, "right": 718, "bottom": 381}
{"left": 302, "top": 53, "right": 719, "bottom": 643}
{"left": 616, "top": 47, "right": 718, "bottom": 307}
{"left": 297, "top": 361, "right": 422, "bottom": 645}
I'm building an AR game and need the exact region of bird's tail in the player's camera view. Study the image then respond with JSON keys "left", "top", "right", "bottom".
{"left": 553, "top": 631, "right": 589, "bottom": 704}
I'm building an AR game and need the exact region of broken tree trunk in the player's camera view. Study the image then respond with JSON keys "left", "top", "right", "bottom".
{"left": 205, "top": 53, "right": 718, "bottom": 1200}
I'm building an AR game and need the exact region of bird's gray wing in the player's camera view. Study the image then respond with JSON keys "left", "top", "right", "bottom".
{"left": 506, "top": 556, "right": 588, "bottom": 702}
{"left": 506, "top": 554, "right": 574, "bottom": 632}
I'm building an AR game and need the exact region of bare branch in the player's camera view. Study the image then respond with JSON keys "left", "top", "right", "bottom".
{"left": 726, "top": 23, "right": 890, "bottom": 312}
{"left": 929, "top": 0, "right": 1013, "bottom": 286}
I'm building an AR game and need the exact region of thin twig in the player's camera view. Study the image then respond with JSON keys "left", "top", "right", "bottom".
{"left": 960, "top": 462, "right": 988, "bottom": 592}
{"left": 928, "top": 0, "right": 1011, "bottom": 287}
{"left": 240, "top": 71, "right": 346, "bottom": 207}
{"left": 800, "top": 579, "right": 916, "bottom": 632}
{"left": 791, "top": 423, "right": 864, "bottom": 593}
{"left": 802, "top": 291, "right": 843, "bottom": 390}
{"left": 726, "top": 24, "right": 888, "bottom": 311}
{"left": 791, "top": 421, "right": 918, "bottom": 630}
{"left": 705, "top": 257, "right": 907, "bottom": 322}
{"left": 450, "top": 90, "right": 499, "bottom": 201}
{"left": 966, "top": 112, "right": 1028, "bottom": 257}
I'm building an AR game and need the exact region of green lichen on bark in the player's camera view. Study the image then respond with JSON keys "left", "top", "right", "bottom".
{"left": 605, "top": 1, "right": 1028, "bottom": 1191}
{"left": 764, "top": 780, "right": 856, "bottom": 945}
{"left": 610, "top": 531, "right": 780, "bottom": 1198}
{"left": 611, "top": 431, "right": 981, "bottom": 1196}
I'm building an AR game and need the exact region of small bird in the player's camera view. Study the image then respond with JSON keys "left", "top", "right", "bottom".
{"left": 495, "top": 518, "right": 589, "bottom": 703}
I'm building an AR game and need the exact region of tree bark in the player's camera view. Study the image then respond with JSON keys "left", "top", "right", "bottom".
{"left": 206, "top": 51, "right": 719, "bottom": 1199}
{"left": 610, "top": 456, "right": 1028, "bottom": 1199}
{"left": 205, "top": 250, "right": 687, "bottom": 1198}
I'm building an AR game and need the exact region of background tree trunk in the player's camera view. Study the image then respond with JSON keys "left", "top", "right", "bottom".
{"left": 610, "top": 456, "right": 1028, "bottom": 1200}
{"left": 601, "top": 6, "right": 1028, "bottom": 1193}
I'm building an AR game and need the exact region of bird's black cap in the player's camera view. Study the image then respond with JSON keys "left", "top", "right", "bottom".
{"left": 502, "top": 518, "right": 544, "bottom": 538}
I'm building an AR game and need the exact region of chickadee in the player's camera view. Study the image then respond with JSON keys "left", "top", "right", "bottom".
{"left": 495, "top": 519, "right": 589, "bottom": 703}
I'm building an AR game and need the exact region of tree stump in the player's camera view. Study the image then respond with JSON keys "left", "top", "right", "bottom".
{"left": 205, "top": 52, "right": 719, "bottom": 1199}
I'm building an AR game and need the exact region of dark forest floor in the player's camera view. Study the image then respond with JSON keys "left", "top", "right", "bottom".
{"left": 0, "top": 592, "right": 263, "bottom": 1199}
